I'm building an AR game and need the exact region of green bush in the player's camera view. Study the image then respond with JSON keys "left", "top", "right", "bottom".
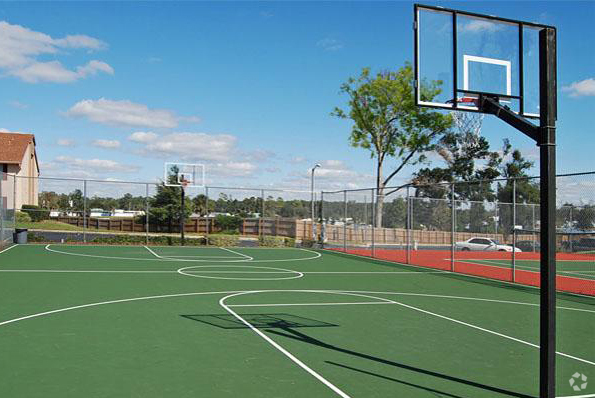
{"left": 218, "top": 229, "right": 239, "bottom": 235}
{"left": 27, "top": 232, "right": 46, "bottom": 242}
{"left": 207, "top": 234, "right": 240, "bottom": 247}
{"left": 258, "top": 236, "right": 296, "bottom": 247}
{"left": 90, "top": 235, "right": 206, "bottom": 246}
{"left": 300, "top": 238, "right": 316, "bottom": 248}
{"left": 214, "top": 215, "right": 242, "bottom": 232}
{"left": 21, "top": 205, "right": 50, "bottom": 222}
{"left": 259, "top": 236, "right": 285, "bottom": 247}
{"left": 16, "top": 211, "right": 32, "bottom": 223}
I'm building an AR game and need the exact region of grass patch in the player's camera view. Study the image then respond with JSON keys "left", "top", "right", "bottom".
{"left": 17, "top": 220, "right": 85, "bottom": 231}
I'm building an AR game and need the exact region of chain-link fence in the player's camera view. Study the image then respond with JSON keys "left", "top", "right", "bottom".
{"left": 7, "top": 174, "right": 314, "bottom": 246}
{"left": 323, "top": 172, "right": 595, "bottom": 296}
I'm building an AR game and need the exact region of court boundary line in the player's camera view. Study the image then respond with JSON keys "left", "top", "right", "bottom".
{"left": 43, "top": 244, "right": 322, "bottom": 264}
{"left": 177, "top": 265, "right": 304, "bottom": 281}
{"left": 0, "top": 244, "right": 17, "bottom": 255}
{"left": 461, "top": 258, "right": 595, "bottom": 278}
{"left": 144, "top": 245, "right": 161, "bottom": 258}
{"left": 222, "top": 290, "right": 595, "bottom": 368}
{"left": 220, "top": 291, "right": 353, "bottom": 398}
{"left": 453, "top": 258, "right": 595, "bottom": 281}
{"left": 219, "top": 247, "right": 254, "bottom": 260}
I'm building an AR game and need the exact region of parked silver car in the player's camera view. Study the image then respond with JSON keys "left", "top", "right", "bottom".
{"left": 455, "top": 237, "right": 521, "bottom": 252}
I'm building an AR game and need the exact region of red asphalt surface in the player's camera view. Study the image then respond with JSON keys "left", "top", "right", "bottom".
{"left": 328, "top": 248, "right": 595, "bottom": 296}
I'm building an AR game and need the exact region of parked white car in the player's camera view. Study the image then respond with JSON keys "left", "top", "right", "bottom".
{"left": 455, "top": 237, "right": 521, "bottom": 252}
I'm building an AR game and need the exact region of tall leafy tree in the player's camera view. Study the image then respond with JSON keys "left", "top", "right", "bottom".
{"left": 332, "top": 63, "right": 451, "bottom": 226}
{"left": 149, "top": 168, "right": 191, "bottom": 232}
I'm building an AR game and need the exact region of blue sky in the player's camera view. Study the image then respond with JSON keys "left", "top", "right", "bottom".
{"left": 0, "top": 1, "right": 593, "bottom": 194}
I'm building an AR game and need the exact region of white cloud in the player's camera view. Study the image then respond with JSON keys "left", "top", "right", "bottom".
{"left": 128, "top": 131, "right": 158, "bottom": 143}
{"left": 129, "top": 131, "right": 269, "bottom": 178}
{"left": 0, "top": 128, "right": 10, "bottom": 132}
{"left": 459, "top": 20, "right": 503, "bottom": 33}
{"left": 562, "top": 78, "right": 595, "bottom": 97}
{"left": 8, "top": 100, "right": 28, "bottom": 109}
{"left": 209, "top": 161, "right": 258, "bottom": 177}
{"left": 54, "top": 156, "right": 138, "bottom": 173}
{"left": 135, "top": 132, "right": 237, "bottom": 162}
{"left": 265, "top": 167, "right": 281, "bottom": 173}
{"left": 316, "top": 38, "right": 343, "bottom": 51}
{"left": 283, "top": 159, "right": 373, "bottom": 190}
{"left": 66, "top": 98, "right": 194, "bottom": 129}
{"left": 11, "top": 60, "right": 113, "bottom": 83}
{"left": 0, "top": 21, "right": 112, "bottom": 83}
{"left": 57, "top": 138, "right": 76, "bottom": 147}
{"left": 289, "top": 156, "right": 307, "bottom": 164}
{"left": 92, "top": 139, "right": 120, "bottom": 149}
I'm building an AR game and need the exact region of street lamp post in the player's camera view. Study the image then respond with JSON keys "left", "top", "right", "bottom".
{"left": 310, "top": 164, "right": 321, "bottom": 240}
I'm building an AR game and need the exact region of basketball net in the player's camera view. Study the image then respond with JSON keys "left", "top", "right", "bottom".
{"left": 450, "top": 97, "right": 484, "bottom": 148}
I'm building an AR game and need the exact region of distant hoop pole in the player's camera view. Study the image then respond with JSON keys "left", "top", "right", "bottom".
{"left": 180, "top": 181, "right": 188, "bottom": 246}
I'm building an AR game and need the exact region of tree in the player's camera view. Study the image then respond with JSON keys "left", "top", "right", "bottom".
{"left": 69, "top": 189, "right": 84, "bottom": 212}
{"left": 332, "top": 63, "right": 451, "bottom": 227}
{"left": 413, "top": 133, "right": 507, "bottom": 201}
{"left": 192, "top": 194, "right": 209, "bottom": 216}
{"left": 149, "top": 168, "right": 192, "bottom": 233}
{"left": 496, "top": 145, "right": 539, "bottom": 233}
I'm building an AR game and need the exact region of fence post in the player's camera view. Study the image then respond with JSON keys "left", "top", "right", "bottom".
{"left": 512, "top": 179, "right": 517, "bottom": 282}
{"left": 13, "top": 174, "right": 16, "bottom": 228}
{"left": 343, "top": 190, "right": 347, "bottom": 253}
{"left": 371, "top": 188, "right": 375, "bottom": 258}
{"left": 83, "top": 179, "right": 87, "bottom": 243}
{"left": 145, "top": 183, "right": 149, "bottom": 245}
{"left": 205, "top": 187, "right": 209, "bottom": 239}
{"left": 261, "top": 189, "right": 265, "bottom": 238}
{"left": 451, "top": 183, "right": 455, "bottom": 272}
{"left": 320, "top": 191, "right": 325, "bottom": 248}
{"left": 406, "top": 186, "right": 410, "bottom": 264}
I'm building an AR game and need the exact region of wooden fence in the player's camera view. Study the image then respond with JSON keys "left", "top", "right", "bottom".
{"left": 50, "top": 216, "right": 532, "bottom": 243}
{"left": 50, "top": 216, "right": 297, "bottom": 237}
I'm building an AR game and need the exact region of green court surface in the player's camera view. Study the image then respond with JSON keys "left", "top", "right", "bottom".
{"left": 1, "top": 244, "right": 594, "bottom": 398}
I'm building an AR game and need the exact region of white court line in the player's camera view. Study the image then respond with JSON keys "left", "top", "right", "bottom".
{"left": 0, "top": 290, "right": 241, "bottom": 327}
{"left": 229, "top": 301, "right": 394, "bottom": 308}
{"left": 155, "top": 255, "right": 245, "bottom": 258}
{"left": 144, "top": 245, "right": 162, "bottom": 259}
{"left": 45, "top": 244, "right": 320, "bottom": 263}
{"left": 0, "top": 286, "right": 592, "bottom": 397}
{"left": 0, "top": 244, "right": 17, "bottom": 255}
{"left": 177, "top": 265, "right": 303, "bottom": 281}
{"left": 221, "top": 290, "right": 595, "bottom": 398}
{"left": 557, "top": 394, "right": 595, "bottom": 398}
{"left": 0, "top": 269, "right": 176, "bottom": 274}
{"left": 220, "top": 291, "right": 352, "bottom": 398}
{"left": 219, "top": 247, "right": 253, "bottom": 260}
{"left": 467, "top": 259, "right": 595, "bottom": 279}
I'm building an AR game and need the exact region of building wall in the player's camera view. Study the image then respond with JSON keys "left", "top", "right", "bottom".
{"left": 0, "top": 142, "right": 39, "bottom": 210}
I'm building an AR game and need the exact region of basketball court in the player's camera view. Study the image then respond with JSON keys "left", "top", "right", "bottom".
{"left": 0, "top": 244, "right": 593, "bottom": 397}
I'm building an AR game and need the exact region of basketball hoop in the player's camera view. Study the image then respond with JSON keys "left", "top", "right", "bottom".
{"left": 449, "top": 97, "right": 484, "bottom": 148}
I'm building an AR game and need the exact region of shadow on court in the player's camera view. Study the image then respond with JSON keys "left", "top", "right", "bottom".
{"left": 181, "top": 313, "right": 338, "bottom": 329}
{"left": 266, "top": 327, "right": 536, "bottom": 398}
